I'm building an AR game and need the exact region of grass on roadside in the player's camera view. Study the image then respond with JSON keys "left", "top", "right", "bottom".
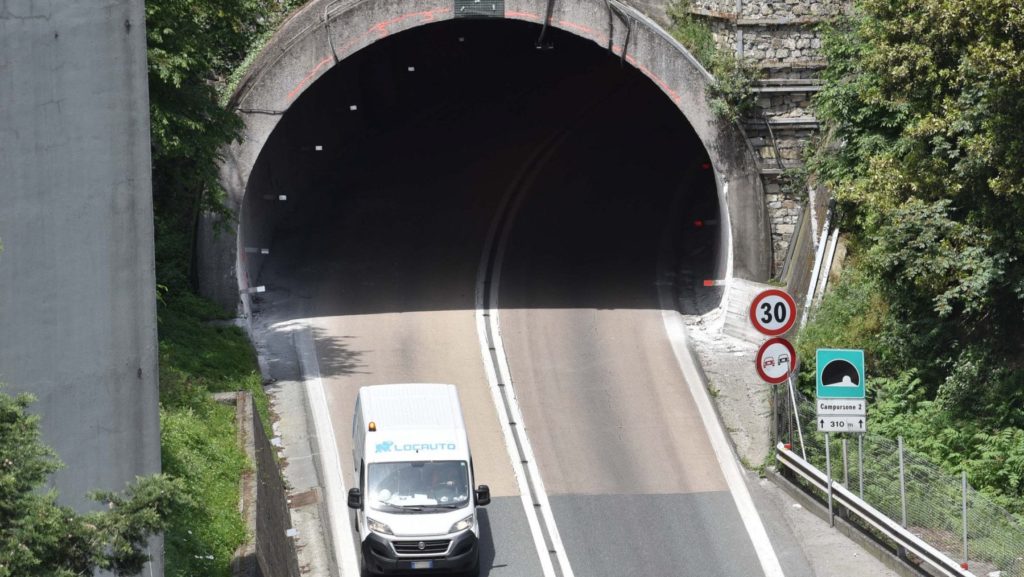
{"left": 158, "top": 291, "right": 271, "bottom": 577}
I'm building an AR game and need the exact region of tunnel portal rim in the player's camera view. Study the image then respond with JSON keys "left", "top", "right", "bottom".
{"left": 207, "top": 0, "right": 771, "bottom": 314}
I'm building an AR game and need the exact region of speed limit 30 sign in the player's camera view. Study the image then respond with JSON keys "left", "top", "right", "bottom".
{"left": 749, "top": 289, "right": 797, "bottom": 336}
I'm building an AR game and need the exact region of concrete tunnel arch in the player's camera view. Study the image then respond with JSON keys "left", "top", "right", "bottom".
{"left": 198, "top": 0, "right": 771, "bottom": 316}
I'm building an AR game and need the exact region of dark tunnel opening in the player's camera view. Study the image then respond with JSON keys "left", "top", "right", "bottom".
{"left": 242, "top": 18, "right": 723, "bottom": 317}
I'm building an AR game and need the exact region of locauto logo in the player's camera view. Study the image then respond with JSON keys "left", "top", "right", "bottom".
{"left": 374, "top": 440, "right": 456, "bottom": 454}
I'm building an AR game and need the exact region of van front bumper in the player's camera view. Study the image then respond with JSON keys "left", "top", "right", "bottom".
{"left": 362, "top": 531, "right": 478, "bottom": 575}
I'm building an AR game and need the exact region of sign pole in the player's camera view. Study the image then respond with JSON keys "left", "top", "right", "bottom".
{"left": 787, "top": 371, "right": 806, "bottom": 460}
{"left": 825, "top": 432, "right": 833, "bottom": 527}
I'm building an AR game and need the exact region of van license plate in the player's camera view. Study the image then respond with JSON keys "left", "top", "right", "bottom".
{"left": 410, "top": 561, "right": 434, "bottom": 569}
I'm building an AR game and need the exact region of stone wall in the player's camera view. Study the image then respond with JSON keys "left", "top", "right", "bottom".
{"left": 691, "top": 0, "right": 845, "bottom": 21}
{"left": 224, "top": 392, "right": 302, "bottom": 577}
{"left": 683, "top": 0, "right": 848, "bottom": 275}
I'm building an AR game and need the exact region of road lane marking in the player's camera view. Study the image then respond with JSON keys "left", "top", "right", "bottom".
{"left": 475, "top": 132, "right": 576, "bottom": 577}
{"left": 294, "top": 321, "right": 359, "bottom": 577}
{"left": 657, "top": 190, "right": 786, "bottom": 577}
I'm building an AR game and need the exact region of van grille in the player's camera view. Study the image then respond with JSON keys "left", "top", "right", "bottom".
{"left": 393, "top": 539, "right": 451, "bottom": 556}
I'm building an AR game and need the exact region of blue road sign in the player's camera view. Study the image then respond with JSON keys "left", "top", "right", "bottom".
{"left": 816, "top": 349, "right": 865, "bottom": 399}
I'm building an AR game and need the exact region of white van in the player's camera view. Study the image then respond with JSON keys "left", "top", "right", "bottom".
{"left": 347, "top": 384, "right": 490, "bottom": 577}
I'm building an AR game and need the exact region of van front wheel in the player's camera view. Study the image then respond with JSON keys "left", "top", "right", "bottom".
{"left": 358, "top": 555, "right": 374, "bottom": 577}
{"left": 460, "top": 554, "right": 480, "bottom": 577}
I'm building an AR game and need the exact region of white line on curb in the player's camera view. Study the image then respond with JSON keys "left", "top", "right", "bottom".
{"left": 656, "top": 243, "right": 786, "bottom": 576}
{"left": 295, "top": 322, "right": 359, "bottom": 577}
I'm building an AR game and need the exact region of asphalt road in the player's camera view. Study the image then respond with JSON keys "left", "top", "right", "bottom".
{"left": 495, "top": 84, "right": 768, "bottom": 576}
{"left": 252, "top": 20, "right": 797, "bottom": 577}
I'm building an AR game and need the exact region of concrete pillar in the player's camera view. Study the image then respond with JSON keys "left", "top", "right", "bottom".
{"left": 0, "top": 1, "right": 162, "bottom": 572}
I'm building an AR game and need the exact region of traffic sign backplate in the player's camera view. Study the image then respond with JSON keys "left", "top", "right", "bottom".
{"left": 816, "top": 349, "right": 865, "bottom": 399}
{"left": 816, "top": 398, "right": 866, "bottom": 416}
{"left": 750, "top": 289, "right": 797, "bottom": 336}
{"left": 756, "top": 338, "right": 796, "bottom": 384}
{"left": 817, "top": 415, "right": 867, "bottom": 433}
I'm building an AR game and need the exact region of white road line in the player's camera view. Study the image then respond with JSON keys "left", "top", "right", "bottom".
{"left": 473, "top": 304, "right": 558, "bottom": 577}
{"left": 295, "top": 321, "right": 359, "bottom": 577}
{"left": 475, "top": 140, "right": 575, "bottom": 577}
{"left": 656, "top": 206, "right": 786, "bottom": 577}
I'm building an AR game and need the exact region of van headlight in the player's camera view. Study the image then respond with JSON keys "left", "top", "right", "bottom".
{"left": 366, "top": 517, "right": 393, "bottom": 535}
{"left": 448, "top": 514, "right": 474, "bottom": 534}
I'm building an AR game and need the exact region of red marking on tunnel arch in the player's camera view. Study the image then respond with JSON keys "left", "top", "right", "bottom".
{"left": 285, "top": 7, "right": 453, "bottom": 103}
{"left": 555, "top": 19, "right": 684, "bottom": 105}
{"left": 558, "top": 19, "right": 599, "bottom": 39}
{"left": 625, "top": 54, "right": 682, "bottom": 104}
{"left": 287, "top": 56, "right": 334, "bottom": 102}
{"left": 369, "top": 6, "right": 451, "bottom": 38}
{"left": 506, "top": 10, "right": 541, "bottom": 21}
{"left": 285, "top": 11, "right": 682, "bottom": 107}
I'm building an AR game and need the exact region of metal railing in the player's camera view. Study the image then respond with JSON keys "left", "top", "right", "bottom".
{"left": 773, "top": 384, "right": 1024, "bottom": 577}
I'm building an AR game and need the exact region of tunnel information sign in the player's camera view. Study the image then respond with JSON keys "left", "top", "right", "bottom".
{"left": 816, "top": 348, "right": 867, "bottom": 433}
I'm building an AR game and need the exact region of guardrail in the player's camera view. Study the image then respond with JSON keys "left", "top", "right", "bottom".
{"left": 775, "top": 443, "right": 975, "bottom": 577}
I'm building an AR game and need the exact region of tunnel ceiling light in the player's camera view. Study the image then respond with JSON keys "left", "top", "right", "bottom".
{"left": 407, "top": 66, "right": 415, "bottom": 72}
{"left": 350, "top": 104, "right": 358, "bottom": 111}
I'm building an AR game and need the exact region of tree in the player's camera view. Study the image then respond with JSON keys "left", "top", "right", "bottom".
{"left": 803, "top": 0, "right": 1024, "bottom": 507}
{"left": 146, "top": 0, "right": 305, "bottom": 295}
{"left": 811, "top": 0, "right": 1024, "bottom": 415}
{"left": 0, "top": 389, "right": 186, "bottom": 577}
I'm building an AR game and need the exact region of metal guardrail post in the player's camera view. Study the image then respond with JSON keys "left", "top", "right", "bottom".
{"left": 858, "top": 434, "right": 864, "bottom": 499}
{"left": 826, "top": 433, "right": 834, "bottom": 528}
{"left": 962, "top": 471, "right": 968, "bottom": 570}
{"left": 899, "top": 436, "right": 907, "bottom": 527}
{"left": 774, "top": 444, "right": 977, "bottom": 577}
{"left": 842, "top": 438, "right": 849, "bottom": 488}
{"left": 898, "top": 436, "right": 909, "bottom": 562}
{"left": 787, "top": 371, "right": 806, "bottom": 460}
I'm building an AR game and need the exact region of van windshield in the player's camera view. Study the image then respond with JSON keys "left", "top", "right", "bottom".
{"left": 367, "top": 460, "right": 470, "bottom": 512}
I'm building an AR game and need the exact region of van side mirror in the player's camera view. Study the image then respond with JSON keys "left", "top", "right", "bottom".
{"left": 347, "top": 488, "right": 363, "bottom": 509}
{"left": 475, "top": 485, "right": 491, "bottom": 506}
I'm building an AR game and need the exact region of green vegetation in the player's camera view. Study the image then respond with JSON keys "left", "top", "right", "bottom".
{"left": 667, "top": 1, "right": 759, "bottom": 123}
{"left": 145, "top": 1, "right": 306, "bottom": 575}
{"left": 800, "top": 0, "right": 1024, "bottom": 514}
{"left": 146, "top": 0, "right": 306, "bottom": 297}
{"left": 158, "top": 295, "right": 270, "bottom": 577}
{"left": 0, "top": 389, "right": 186, "bottom": 577}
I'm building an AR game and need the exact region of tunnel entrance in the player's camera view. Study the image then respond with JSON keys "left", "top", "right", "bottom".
{"left": 200, "top": 0, "right": 768, "bottom": 315}
{"left": 240, "top": 19, "right": 722, "bottom": 317}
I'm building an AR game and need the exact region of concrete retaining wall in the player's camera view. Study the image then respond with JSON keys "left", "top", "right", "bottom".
{"left": 0, "top": 4, "right": 162, "bottom": 574}
{"left": 224, "top": 392, "right": 301, "bottom": 577}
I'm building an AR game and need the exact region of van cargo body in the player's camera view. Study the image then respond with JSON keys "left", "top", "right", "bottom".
{"left": 348, "top": 384, "right": 490, "bottom": 577}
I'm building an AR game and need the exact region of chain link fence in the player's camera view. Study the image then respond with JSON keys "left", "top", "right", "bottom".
{"left": 772, "top": 384, "right": 1024, "bottom": 577}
